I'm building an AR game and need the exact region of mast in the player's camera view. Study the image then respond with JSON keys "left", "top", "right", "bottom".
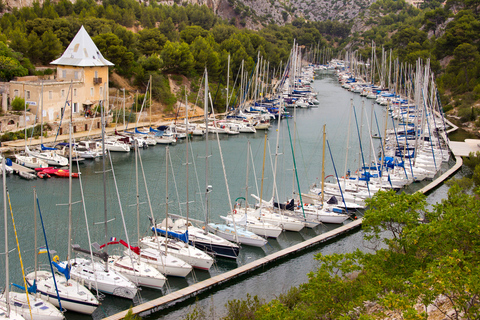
{"left": 101, "top": 98, "right": 108, "bottom": 272}
{"left": 321, "top": 124, "right": 326, "bottom": 206}
{"left": 68, "top": 81, "right": 73, "bottom": 268}
{"left": 3, "top": 157, "right": 10, "bottom": 317}
{"left": 204, "top": 69, "right": 210, "bottom": 227}
{"left": 149, "top": 74, "right": 152, "bottom": 128}
{"left": 185, "top": 90, "right": 190, "bottom": 232}
{"left": 40, "top": 81, "right": 44, "bottom": 145}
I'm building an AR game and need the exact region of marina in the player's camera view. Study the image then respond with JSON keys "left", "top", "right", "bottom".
{"left": 0, "top": 64, "right": 460, "bottom": 319}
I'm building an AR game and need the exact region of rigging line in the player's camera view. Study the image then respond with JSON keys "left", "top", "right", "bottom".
{"left": 285, "top": 115, "right": 305, "bottom": 220}
{"left": 169, "top": 148, "right": 183, "bottom": 217}
{"left": 7, "top": 189, "right": 33, "bottom": 320}
{"left": 35, "top": 192, "right": 63, "bottom": 310}
{"left": 75, "top": 151, "right": 101, "bottom": 298}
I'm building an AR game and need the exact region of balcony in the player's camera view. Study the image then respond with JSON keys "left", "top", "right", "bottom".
{"left": 93, "top": 77, "right": 102, "bottom": 85}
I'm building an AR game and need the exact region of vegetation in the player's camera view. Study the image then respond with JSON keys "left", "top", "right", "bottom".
{"left": 207, "top": 157, "right": 480, "bottom": 319}
{"left": 0, "top": 0, "right": 349, "bottom": 110}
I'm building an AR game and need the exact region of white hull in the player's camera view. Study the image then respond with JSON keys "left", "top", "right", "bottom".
{"left": 134, "top": 247, "right": 192, "bottom": 277}
{"left": 25, "top": 270, "right": 99, "bottom": 315}
{"left": 207, "top": 223, "right": 268, "bottom": 247}
{"left": 1, "top": 292, "right": 64, "bottom": 320}
{"left": 108, "top": 255, "right": 166, "bottom": 289}
{"left": 140, "top": 237, "right": 214, "bottom": 270}
{"left": 60, "top": 259, "right": 138, "bottom": 299}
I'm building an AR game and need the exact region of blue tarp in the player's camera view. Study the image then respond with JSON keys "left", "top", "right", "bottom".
{"left": 152, "top": 227, "right": 189, "bottom": 243}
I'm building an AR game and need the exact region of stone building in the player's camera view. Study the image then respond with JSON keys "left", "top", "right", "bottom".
{"left": 8, "top": 26, "right": 113, "bottom": 130}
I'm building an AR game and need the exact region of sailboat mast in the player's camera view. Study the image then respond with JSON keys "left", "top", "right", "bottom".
{"left": 226, "top": 55, "right": 230, "bottom": 112}
{"left": 204, "top": 69, "right": 210, "bottom": 227}
{"left": 136, "top": 140, "right": 140, "bottom": 243}
{"left": 149, "top": 74, "right": 152, "bottom": 128}
{"left": 185, "top": 91, "right": 190, "bottom": 229}
{"left": 68, "top": 82, "right": 73, "bottom": 264}
{"left": 3, "top": 158, "right": 10, "bottom": 317}
{"left": 321, "top": 124, "right": 326, "bottom": 205}
{"left": 259, "top": 132, "right": 267, "bottom": 202}
{"left": 165, "top": 145, "right": 170, "bottom": 250}
{"left": 245, "top": 140, "right": 250, "bottom": 213}
{"left": 41, "top": 81, "right": 44, "bottom": 144}
{"left": 101, "top": 99, "right": 109, "bottom": 272}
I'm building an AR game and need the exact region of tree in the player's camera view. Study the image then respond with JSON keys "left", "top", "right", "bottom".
{"left": 160, "top": 41, "right": 194, "bottom": 76}
{"left": 158, "top": 17, "right": 178, "bottom": 42}
{"left": 137, "top": 28, "right": 167, "bottom": 56}
{"left": 451, "top": 43, "right": 479, "bottom": 88}
{"left": 92, "top": 32, "right": 134, "bottom": 74}
{"left": 0, "top": 56, "right": 28, "bottom": 80}
{"left": 9, "top": 28, "right": 29, "bottom": 54}
{"left": 180, "top": 25, "right": 208, "bottom": 44}
{"left": 26, "top": 32, "right": 43, "bottom": 64}
{"left": 39, "top": 29, "right": 63, "bottom": 64}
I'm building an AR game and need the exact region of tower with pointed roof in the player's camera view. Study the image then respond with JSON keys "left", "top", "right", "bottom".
{"left": 8, "top": 26, "right": 114, "bottom": 124}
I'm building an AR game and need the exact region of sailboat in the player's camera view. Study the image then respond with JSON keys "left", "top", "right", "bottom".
{"left": 0, "top": 158, "right": 26, "bottom": 320}
{"left": 0, "top": 158, "right": 64, "bottom": 320}
{"left": 25, "top": 108, "right": 99, "bottom": 315}
{"left": 197, "top": 69, "right": 267, "bottom": 248}
{"left": 103, "top": 142, "right": 166, "bottom": 290}
{"left": 24, "top": 191, "right": 99, "bottom": 315}
{"left": 14, "top": 99, "right": 48, "bottom": 170}
{"left": 150, "top": 93, "right": 240, "bottom": 260}
{"left": 125, "top": 142, "right": 193, "bottom": 278}
{"left": 56, "top": 100, "right": 138, "bottom": 300}
{"left": 139, "top": 145, "right": 214, "bottom": 271}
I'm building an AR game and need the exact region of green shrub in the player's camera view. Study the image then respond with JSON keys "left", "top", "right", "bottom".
{"left": 11, "top": 97, "right": 26, "bottom": 111}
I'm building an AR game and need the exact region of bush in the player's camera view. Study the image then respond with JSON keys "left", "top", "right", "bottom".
{"left": 11, "top": 96, "right": 26, "bottom": 111}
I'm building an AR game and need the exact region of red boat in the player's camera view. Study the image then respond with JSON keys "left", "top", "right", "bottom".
{"left": 35, "top": 167, "right": 79, "bottom": 178}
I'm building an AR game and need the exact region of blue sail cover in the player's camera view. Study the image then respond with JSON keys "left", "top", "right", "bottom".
{"left": 6, "top": 158, "right": 12, "bottom": 166}
{"left": 52, "top": 261, "right": 70, "bottom": 280}
{"left": 12, "top": 281, "right": 37, "bottom": 294}
{"left": 149, "top": 127, "right": 161, "bottom": 133}
{"left": 41, "top": 144, "right": 56, "bottom": 151}
{"left": 152, "top": 226, "right": 189, "bottom": 243}
{"left": 135, "top": 128, "right": 148, "bottom": 135}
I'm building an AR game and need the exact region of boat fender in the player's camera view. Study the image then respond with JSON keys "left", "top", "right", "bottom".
{"left": 233, "top": 209, "right": 237, "bottom": 214}
{"left": 53, "top": 255, "right": 60, "bottom": 263}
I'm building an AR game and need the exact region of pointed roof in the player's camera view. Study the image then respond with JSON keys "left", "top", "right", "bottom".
{"left": 51, "top": 26, "right": 114, "bottom": 67}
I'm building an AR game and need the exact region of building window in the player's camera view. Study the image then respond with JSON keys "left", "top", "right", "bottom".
{"left": 99, "top": 87, "right": 103, "bottom": 97}
{"left": 26, "top": 91, "right": 30, "bottom": 99}
{"left": 49, "top": 91, "right": 53, "bottom": 100}
{"left": 74, "top": 71, "right": 79, "bottom": 80}
{"left": 90, "top": 88, "right": 94, "bottom": 96}
{"left": 73, "top": 102, "right": 78, "bottom": 113}
{"left": 14, "top": 90, "right": 19, "bottom": 97}
{"left": 61, "top": 89, "right": 65, "bottom": 97}
{"left": 62, "top": 70, "right": 66, "bottom": 78}
{"left": 74, "top": 88, "right": 77, "bottom": 97}
{"left": 95, "top": 71, "right": 98, "bottom": 78}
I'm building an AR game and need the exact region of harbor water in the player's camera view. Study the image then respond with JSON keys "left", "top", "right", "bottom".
{"left": 0, "top": 73, "right": 451, "bottom": 319}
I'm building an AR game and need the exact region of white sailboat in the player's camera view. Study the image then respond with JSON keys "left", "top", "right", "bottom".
{"left": 140, "top": 145, "right": 214, "bottom": 271}
{"left": 0, "top": 159, "right": 26, "bottom": 320}
{"left": 104, "top": 142, "right": 166, "bottom": 290}
{"left": 58, "top": 101, "right": 138, "bottom": 300}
